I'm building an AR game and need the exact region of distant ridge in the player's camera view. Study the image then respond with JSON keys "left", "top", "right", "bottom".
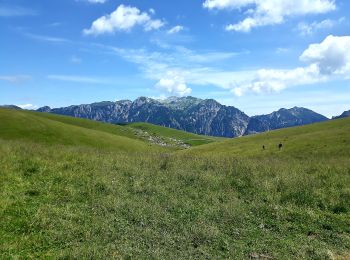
{"left": 0, "top": 105, "right": 22, "bottom": 110}
{"left": 333, "top": 110, "right": 350, "bottom": 119}
{"left": 244, "top": 107, "right": 329, "bottom": 135}
{"left": 7, "top": 96, "right": 331, "bottom": 138}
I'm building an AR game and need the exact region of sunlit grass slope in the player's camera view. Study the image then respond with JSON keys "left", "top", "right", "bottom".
{"left": 33, "top": 111, "right": 138, "bottom": 139}
{"left": 187, "top": 117, "right": 350, "bottom": 159}
{"left": 0, "top": 109, "right": 224, "bottom": 151}
{"left": 0, "top": 109, "right": 152, "bottom": 152}
{"left": 35, "top": 111, "right": 222, "bottom": 146}
{"left": 1, "top": 109, "right": 349, "bottom": 259}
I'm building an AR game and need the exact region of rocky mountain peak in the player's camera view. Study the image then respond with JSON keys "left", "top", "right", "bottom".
{"left": 162, "top": 96, "right": 203, "bottom": 110}
{"left": 37, "top": 106, "right": 51, "bottom": 112}
{"left": 32, "top": 96, "right": 330, "bottom": 138}
{"left": 133, "top": 96, "right": 158, "bottom": 107}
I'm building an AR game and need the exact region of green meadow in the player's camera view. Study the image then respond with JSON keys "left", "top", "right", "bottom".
{"left": 1, "top": 108, "right": 349, "bottom": 259}
{"left": 128, "top": 122, "right": 223, "bottom": 146}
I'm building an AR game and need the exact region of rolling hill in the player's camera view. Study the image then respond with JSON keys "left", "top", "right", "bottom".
{"left": 0, "top": 109, "right": 220, "bottom": 150}
{"left": 1, "top": 108, "right": 349, "bottom": 259}
{"left": 0, "top": 108, "right": 151, "bottom": 152}
{"left": 187, "top": 117, "right": 350, "bottom": 158}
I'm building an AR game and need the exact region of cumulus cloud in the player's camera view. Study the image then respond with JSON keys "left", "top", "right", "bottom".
{"left": 167, "top": 25, "right": 184, "bottom": 34}
{"left": 232, "top": 65, "right": 323, "bottom": 96}
{"left": 300, "top": 35, "right": 350, "bottom": 76}
{"left": 203, "top": 0, "right": 336, "bottom": 32}
{"left": 233, "top": 35, "right": 350, "bottom": 95}
{"left": 155, "top": 71, "right": 192, "bottom": 96}
{"left": 83, "top": 5, "right": 164, "bottom": 35}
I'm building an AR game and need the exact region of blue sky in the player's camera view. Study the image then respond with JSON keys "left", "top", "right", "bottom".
{"left": 1, "top": 0, "right": 350, "bottom": 117}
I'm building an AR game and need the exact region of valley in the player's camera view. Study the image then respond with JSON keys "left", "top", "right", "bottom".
{"left": 1, "top": 108, "right": 349, "bottom": 259}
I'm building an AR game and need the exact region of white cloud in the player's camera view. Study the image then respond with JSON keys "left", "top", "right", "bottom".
{"left": 95, "top": 35, "right": 350, "bottom": 97}
{"left": 144, "top": 19, "right": 165, "bottom": 32}
{"left": 106, "top": 44, "right": 242, "bottom": 67}
{"left": 99, "top": 43, "right": 250, "bottom": 95}
{"left": 203, "top": 0, "right": 336, "bottom": 32}
{"left": 83, "top": 5, "right": 164, "bottom": 36}
{"left": 155, "top": 71, "right": 192, "bottom": 96}
{"left": 276, "top": 47, "right": 290, "bottom": 54}
{"left": 16, "top": 104, "right": 38, "bottom": 110}
{"left": 232, "top": 64, "right": 323, "bottom": 96}
{"left": 25, "top": 33, "right": 70, "bottom": 43}
{"left": 86, "top": 0, "right": 107, "bottom": 3}
{"left": 300, "top": 35, "right": 350, "bottom": 76}
{"left": 233, "top": 35, "right": 350, "bottom": 95}
{"left": 0, "top": 75, "right": 31, "bottom": 83}
{"left": 297, "top": 17, "right": 344, "bottom": 35}
{"left": 203, "top": 0, "right": 255, "bottom": 10}
{"left": 167, "top": 25, "right": 184, "bottom": 34}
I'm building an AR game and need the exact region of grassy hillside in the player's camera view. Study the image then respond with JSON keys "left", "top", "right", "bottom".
{"left": 32, "top": 110, "right": 139, "bottom": 139}
{"left": 1, "top": 109, "right": 349, "bottom": 259}
{"left": 0, "top": 109, "right": 219, "bottom": 150}
{"left": 128, "top": 122, "right": 222, "bottom": 146}
{"left": 0, "top": 109, "right": 152, "bottom": 152}
{"left": 187, "top": 117, "right": 350, "bottom": 159}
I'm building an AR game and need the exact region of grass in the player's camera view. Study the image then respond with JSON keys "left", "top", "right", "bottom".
{"left": 186, "top": 117, "right": 350, "bottom": 159}
{"left": 128, "top": 122, "right": 223, "bottom": 146}
{"left": 0, "top": 109, "right": 218, "bottom": 149}
{"left": 0, "top": 109, "right": 219, "bottom": 151}
{"left": 0, "top": 109, "right": 153, "bottom": 152}
{"left": 0, "top": 109, "right": 349, "bottom": 259}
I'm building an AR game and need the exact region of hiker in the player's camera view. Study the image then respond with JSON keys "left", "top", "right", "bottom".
{"left": 262, "top": 145, "right": 265, "bottom": 150}
{"left": 278, "top": 143, "right": 283, "bottom": 150}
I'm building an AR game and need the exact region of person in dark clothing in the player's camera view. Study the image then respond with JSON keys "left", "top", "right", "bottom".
{"left": 278, "top": 143, "right": 283, "bottom": 150}
{"left": 262, "top": 145, "right": 265, "bottom": 150}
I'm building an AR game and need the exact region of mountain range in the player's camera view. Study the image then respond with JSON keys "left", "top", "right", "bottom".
{"left": 30, "top": 96, "right": 336, "bottom": 138}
